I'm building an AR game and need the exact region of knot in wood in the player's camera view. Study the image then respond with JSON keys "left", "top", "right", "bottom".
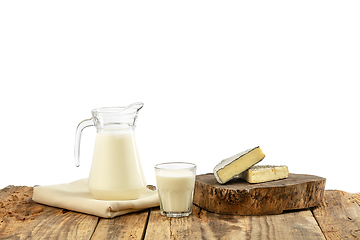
{"left": 215, "top": 188, "right": 228, "bottom": 200}
{"left": 228, "top": 190, "right": 241, "bottom": 204}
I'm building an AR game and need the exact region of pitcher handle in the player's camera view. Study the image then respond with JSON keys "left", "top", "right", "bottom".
{"left": 74, "top": 118, "right": 94, "bottom": 167}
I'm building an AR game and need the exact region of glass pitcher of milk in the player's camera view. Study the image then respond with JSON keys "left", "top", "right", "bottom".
{"left": 74, "top": 102, "right": 147, "bottom": 200}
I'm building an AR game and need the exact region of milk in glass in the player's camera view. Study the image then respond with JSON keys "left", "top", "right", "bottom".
{"left": 156, "top": 170, "right": 195, "bottom": 212}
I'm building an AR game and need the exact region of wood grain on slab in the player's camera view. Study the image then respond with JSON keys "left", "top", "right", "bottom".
{"left": 193, "top": 173, "right": 326, "bottom": 215}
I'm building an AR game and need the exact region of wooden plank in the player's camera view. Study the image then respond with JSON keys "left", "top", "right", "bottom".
{"left": 145, "top": 206, "right": 205, "bottom": 240}
{"left": 0, "top": 185, "right": 98, "bottom": 239}
{"left": 6, "top": 186, "right": 360, "bottom": 240}
{"left": 0, "top": 186, "right": 35, "bottom": 238}
{"left": 143, "top": 207, "right": 171, "bottom": 240}
{"left": 244, "top": 210, "right": 326, "bottom": 240}
{"left": 145, "top": 205, "right": 326, "bottom": 240}
{"left": 91, "top": 209, "right": 149, "bottom": 240}
{"left": 312, "top": 190, "right": 360, "bottom": 240}
{"left": 19, "top": 209, "right": 99, "bottom": 239}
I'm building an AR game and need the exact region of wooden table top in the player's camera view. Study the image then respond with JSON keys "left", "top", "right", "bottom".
{"left": 1, "top": 185, "right": 360, "bottom": 239}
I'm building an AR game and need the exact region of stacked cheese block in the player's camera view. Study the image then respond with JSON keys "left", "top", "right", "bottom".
{"left": 213, "top": 146, "right": 289, "bottom": 184}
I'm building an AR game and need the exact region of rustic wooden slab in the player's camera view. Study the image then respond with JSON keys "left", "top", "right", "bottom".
{"left": 193, "top": 173, "right": 326, "bottom": 215}
{"left": 312, "top": 190, "right": 360, "bottom": 239}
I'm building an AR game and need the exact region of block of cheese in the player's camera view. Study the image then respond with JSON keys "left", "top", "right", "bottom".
{"left": 213, "top": 146, "right": 265, "bottom": 184}
{"left": 239, "top": 165, "right": 289, "bottom": 183}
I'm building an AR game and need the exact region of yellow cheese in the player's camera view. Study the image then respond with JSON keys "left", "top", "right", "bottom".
{"left": 213, "top": 146, "right": 265, "bottom": 184}
{"left": 239, "top": 165, "right": 289, "bottom": 183}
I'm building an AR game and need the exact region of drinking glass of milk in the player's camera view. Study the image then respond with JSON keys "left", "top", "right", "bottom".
{"left": 154, "top": 162, "right": 196, "bottom": 217}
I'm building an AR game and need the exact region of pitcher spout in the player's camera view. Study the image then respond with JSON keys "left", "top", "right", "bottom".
{"left": 123, "top": 102, "right": 144, "bottom": 113}
{"left": 120, "top": 102, "right": 144, "bottom": 128}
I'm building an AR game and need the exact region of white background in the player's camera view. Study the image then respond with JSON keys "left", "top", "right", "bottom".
{"left": 1, "top": 1, "right": 359, "bottom": 193}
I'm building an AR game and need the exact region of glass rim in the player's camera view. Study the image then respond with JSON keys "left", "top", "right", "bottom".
{"left": 154, "top": 162, "right": 196, "bottom": 170}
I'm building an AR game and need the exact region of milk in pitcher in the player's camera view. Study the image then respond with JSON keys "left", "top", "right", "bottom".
{"left": 88, "top": 130, "right": 147, "bottom": 200}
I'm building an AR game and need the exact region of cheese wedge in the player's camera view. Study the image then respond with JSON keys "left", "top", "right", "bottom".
{"left": 213, "top": 146, "right": 265, "bottom": 184}
{"left": 239, "top": 165, "right": 289, "bottom": 183}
